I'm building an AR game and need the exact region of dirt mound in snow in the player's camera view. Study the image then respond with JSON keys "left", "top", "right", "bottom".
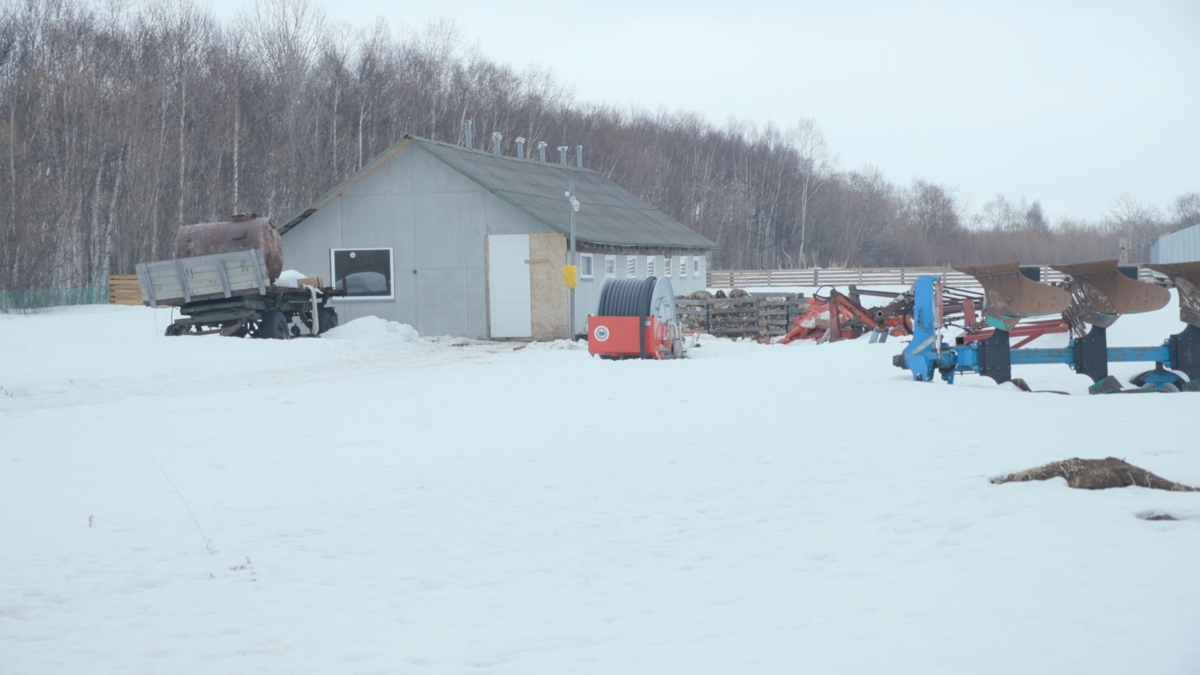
{"left": 992, "top": 457, "right": 1199, "bottom": 491}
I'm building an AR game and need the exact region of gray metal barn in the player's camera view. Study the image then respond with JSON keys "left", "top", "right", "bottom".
{"left": 278, "top": 136, "right": 716, "bottom": 339}
{"left": 1150, "top": 222, "right": 1200, "bottom": 264}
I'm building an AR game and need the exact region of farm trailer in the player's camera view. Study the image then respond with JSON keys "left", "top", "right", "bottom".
{"left": 135, "top": 216, "right": 341, "bottom": 339}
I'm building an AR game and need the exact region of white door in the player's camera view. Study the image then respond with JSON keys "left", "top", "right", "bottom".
{"left": 487, "top": 234, "right": 532, "bottom": 338}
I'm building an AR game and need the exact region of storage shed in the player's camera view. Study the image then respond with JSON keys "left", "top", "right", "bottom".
{"left": 278, "top": 135, "right": 716, "bottom": 339}
{"left": 1150, "top": 222, "right": 1200, "bottom": 264}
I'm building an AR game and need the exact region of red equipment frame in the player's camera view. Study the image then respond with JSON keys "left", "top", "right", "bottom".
{"left": 587, "top": 315, "right": 679, "bottom": 359}
{"left": 956, "top": 297, "right": 1069, "bottom": 348}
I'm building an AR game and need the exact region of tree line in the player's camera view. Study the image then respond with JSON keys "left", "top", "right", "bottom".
{"left": 2, "top": 0, "right": 1197, "bottom": 292}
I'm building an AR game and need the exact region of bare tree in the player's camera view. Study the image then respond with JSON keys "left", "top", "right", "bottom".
{"left": 790, "top": 117, "right": 831, "bottom": 267}
{"left": 1169, "top": 192, "right": 1200, "bottom": 230}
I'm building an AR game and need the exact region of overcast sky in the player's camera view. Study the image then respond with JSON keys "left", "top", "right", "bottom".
{"left": 211, "top": 0, "right": 1199, "bottom": 223}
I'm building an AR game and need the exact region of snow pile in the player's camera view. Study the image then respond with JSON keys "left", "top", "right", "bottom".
{"left": 321, "top": 316, "right": 420, "bottom": 343}
{"left": 520, "top": 338, "right": 588, "bottom": 351}
{"left": 273, "top": 269, "right": 309, "bottom": 288}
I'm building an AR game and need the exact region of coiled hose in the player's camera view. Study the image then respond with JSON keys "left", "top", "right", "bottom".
{"left": 597, "top": 277, "right": 657, "bottom": 357}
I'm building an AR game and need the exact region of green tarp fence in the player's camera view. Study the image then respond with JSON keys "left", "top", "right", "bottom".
{"left": 0, "top": 286, "right": 108, "bottom": 313}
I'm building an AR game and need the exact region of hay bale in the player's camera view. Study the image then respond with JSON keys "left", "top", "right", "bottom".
{"left": 688, "top": 290, "right": 713, "bottom": 300}
{"left": 992, "top": 457, "right": 1199, "bottom": 491}
{"left": 728, "top": 288, "right": 751, "bottom": 298}
{"left": 714, "top": 290, "right": 727, "bottom": 298}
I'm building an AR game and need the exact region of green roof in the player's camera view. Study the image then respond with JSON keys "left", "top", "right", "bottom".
{"left": 279, "top": 135, "right": 716, "bottom": 251}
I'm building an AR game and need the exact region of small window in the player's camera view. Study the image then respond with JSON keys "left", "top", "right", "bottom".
{"left": 579, "top": 253, "right": 594, "bottom": 279}
{"left": 664, "top": 256, "right": 673, "bottom": 277}
{"left": 693, "top": 257, "right": 701, "bottom": 278}
{"left": 330, "top": 248, "right": 394, "bottom": 299}
{"left": 646, "top": 255, "right": 655, "bottom": 277}
{"left": 604, "top": 255, "right": 616, "bottom": 276}
{"left": 626, "top": 256, "right": 637, "bottom": 277}
{"left": 679, "top": 256, "right": 688, "bottom": 277}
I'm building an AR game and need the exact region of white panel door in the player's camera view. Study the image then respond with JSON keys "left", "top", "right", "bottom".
{"left": 487, "top": 234, "right": 532, "bottom": 338}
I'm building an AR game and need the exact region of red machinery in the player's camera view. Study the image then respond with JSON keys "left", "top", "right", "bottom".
{"left": 587, "top": 277, "right": 690, "bottom": 359}
{"left": 777, "top": 287, "right": 912, "bottom": 344}
{"left": 954, "top": 297, "right": 1069, "bottom": 348}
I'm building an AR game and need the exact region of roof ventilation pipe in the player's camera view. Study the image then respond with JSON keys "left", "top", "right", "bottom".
{"left": 576, "top": 145, "right": 583, "bottom": 168}
{"left": 558, "top": 146, "right": 568, "bottom": 165}
{"left": 464, "top": 120, "right": 473, "bottom": 149}
{"left": 537, "top": 141, "right": 547, "bottom": 162}
{"left": 515, "top": 137, "right": 525, "bottom": 159}
{"left": 493, "top": 132, "right": 502, "bottom": 156}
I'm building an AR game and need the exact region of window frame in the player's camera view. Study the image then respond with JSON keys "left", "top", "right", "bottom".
{"left": 626, "top": 256, "right": 637, "bottom": 278}
{"left": 604, "top": 255, "right": 616, "bottom": 276}
{"left": 646, "top": 255, "right": 656, "bottom": 277}
{"left": 579, "top": 253, "right": 594, "bottom": 279}
{"left": 664, "top": 255, "right": 673, "bottom": 277}
{"left": 679, "top": 256, "right": 688, "bottom": 278}
{"left": 693, "top": 257, "right": 702, "bottom": 278}
{"left": 329, "top": 247, "right": 395, "bottom": 301}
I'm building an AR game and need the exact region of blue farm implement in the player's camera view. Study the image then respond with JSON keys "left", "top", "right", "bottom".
{"left": 893, "top": 260, "right": 1200, "bottom": 394}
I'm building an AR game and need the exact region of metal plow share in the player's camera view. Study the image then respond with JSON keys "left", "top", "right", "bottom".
{"left": 894, "top": 261, "right": 1200, "bottom": 394}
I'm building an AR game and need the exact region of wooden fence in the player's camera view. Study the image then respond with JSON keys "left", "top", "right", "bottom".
{"left": 707, "top": 265, "right": 1164, "bottom": 289}
{"left": 108, "top": 275, "right": 143, "bottom": 305}
{"left": 677, "top": 293, "right": 808, "bottom": 340}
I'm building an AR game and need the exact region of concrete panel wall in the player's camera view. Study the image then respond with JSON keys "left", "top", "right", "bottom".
{"left": 413, "top": 193, "right": 483, "bottom": 269}
{"left": 416, "top": 267, "right": 467, "bottom": 336}
{"left": 335, "top": 193, "right": 416, "bottom": 325}
{"left": 409, "top": 148, "right": 488, "bottom": 338}
{"left": 321, "top": 185, "right": 416, "bottom": 326}
{"left": 463, "top": 266, "right": 489, "bottom": 338}
{"left": 528, "top": 233, "right": 569, "bottom": 339}
{"left": 282, "top": 145, "right": 494, "bottom": 337}
{"left": 281, "top": 200, "right": 341, "bottom": 285}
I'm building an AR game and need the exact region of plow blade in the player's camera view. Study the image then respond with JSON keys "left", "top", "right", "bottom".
{"left": 1051, "top": 260, "right": 1170, "bottom": 328}
{"left": 1146, "top": 261, "right": 1200, "bottom": 328}
{"left": 952, "top": 262, "right": 1070, "bottom": 331}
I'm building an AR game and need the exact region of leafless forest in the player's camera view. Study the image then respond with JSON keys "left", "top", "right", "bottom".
{"left": 2, "top": 0, "right": 1197, "bottom": 292}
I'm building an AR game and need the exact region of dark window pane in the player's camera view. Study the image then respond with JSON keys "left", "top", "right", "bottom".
{"left": 333, "top": 249, "right": 392, "bottom": 297}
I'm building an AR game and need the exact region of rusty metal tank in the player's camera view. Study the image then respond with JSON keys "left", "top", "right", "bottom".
{"left": 175, "top": 214, "right": 284, "bottom": 283}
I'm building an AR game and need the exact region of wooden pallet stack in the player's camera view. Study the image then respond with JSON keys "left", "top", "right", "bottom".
{"left": 706, "top": 296, "right": 760, "bottom": 339}
{"left": 675, "top": 298, "right": 709, "bottom": 333}
{"left": 757, "top": 294, "right": 809, "bottom": 339}
{"left": 107, "top": 275, "right": 143, "bottom": 306}
{"left": 675, "top": 292, "right": 808, "bottom": 340}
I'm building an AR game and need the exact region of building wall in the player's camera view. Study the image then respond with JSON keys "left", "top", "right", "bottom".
{"left": 571, "top": 252, "right": 707, "bottom": 330}
{"left": 282, "top": 145, "right": 555, "bottom": 338}
{"left": 1151, "top": 223, "right": 1200, "bottom": 263}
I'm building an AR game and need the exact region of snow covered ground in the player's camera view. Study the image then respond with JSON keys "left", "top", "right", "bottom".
{"left": 2, "top": 299, "right": 1198, "bottom": 674}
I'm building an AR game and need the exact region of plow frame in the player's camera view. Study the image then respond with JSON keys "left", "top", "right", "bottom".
{"left": 896, "top": 270, "right": 1198, "bottom": 394}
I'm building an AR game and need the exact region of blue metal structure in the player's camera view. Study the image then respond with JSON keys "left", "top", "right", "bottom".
{"left": 895, "top": 269, "right": 1200, "bottom": 394}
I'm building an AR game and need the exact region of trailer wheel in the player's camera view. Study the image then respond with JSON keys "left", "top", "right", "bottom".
{"left": 165, "top": 324, "right": 184, "bottom": 337}
{"left": 258, "top": 311, "right": 290, "bottom": 340}
{"left": 318, "top": 308, "right": 338, "bottom": 334}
